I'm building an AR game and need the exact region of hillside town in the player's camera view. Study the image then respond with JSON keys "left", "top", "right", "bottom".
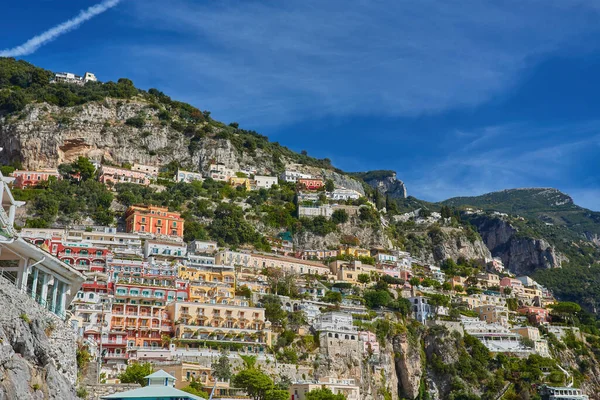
{"left": 0, "top": 158, "right": 590, "bottom": 400}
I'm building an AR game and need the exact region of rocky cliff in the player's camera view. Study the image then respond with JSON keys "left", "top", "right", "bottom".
{"left": 468, "top": 215, "right": 567, "bottom": 275}
{"left": 352, "top": 171, "right": 407, "bottom": 199}
{"left": 0, "top": 277, "right": 79, "bottom": 400}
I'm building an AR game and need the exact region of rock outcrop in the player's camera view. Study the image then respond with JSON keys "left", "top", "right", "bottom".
{"left": 469, "top": 215, "right": 567, "bottom": 275}
{"left": 363, "top": 171, "right": 407, "bottom": 199}
{"left": 393, "top": 330, "right": 423, "bottom": 399}
{"left": 0, "top": 277, "right": 79, "bottom": 400}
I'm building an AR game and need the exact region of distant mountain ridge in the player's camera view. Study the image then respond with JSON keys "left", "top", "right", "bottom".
{"left": 442, "top": 187, "right": 600, "bottom": 240}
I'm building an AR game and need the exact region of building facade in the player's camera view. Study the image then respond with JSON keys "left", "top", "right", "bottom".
{"left": 125, "top": 205, "right": 184, "bottom": 238}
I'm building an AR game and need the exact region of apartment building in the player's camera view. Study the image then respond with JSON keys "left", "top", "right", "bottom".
{"left": 253, "top": 175, "right": 278, "bottom": 189}
{"left": 98, "top": 165, "right": 151, "bottom": 186}
{"left": 409, "top": 296, "right": 433, "bottom": 323}
{"left": 299, "top": 249, "right": 339, "bottom": 260}
{"left": 166, "top": 301, "right": 272, "bottom": 350}
{"left": 475, "top": 305, "right": 509, "bottom": 327}
{"left": 358, "top": 330, "right": 380, "bottom": 354}
{"left": 329, "top": 260, "right": 380, "bottom": 284}
{"left": 175, "top": 169, "right": 204, "bottom": 183}
{"left": 188, "top": 240, "right": 218, "bottom": 254}
{"left": 52, "top": 241, "right": 111, "bottom": 273}
{"left": 131, "top": 163, "right": 159, "bottom": 177}
{"left": 518, "top": 306, "right": 550, "bottom": 324}
{"left": 216, "top": 251, "right": 331, "bottom": 276}
{"left": 290, "top": 377, "right": 360, "bottom": 400}
{"left": 11, "top": 169, "right": 60, "bottom": 189}
{"left": 178, "top": 265, "right": 236, "bottom": 304}
{"left": 328, "top": 188, "right": 361, "bottom": 201}
{"left": 125, "top": 205, "right": 184, "bottom": 238}
{"left": 280, "top": 170, "right": 312, "bottom": 183}
{"left": 207, "top": 163, "right": 235, "bottom": 181}
{"left": 144, "top": 240, "right": 187, "bottom": 260}
{"left": 313, "top": 312, "right": 358, "bottom": 340}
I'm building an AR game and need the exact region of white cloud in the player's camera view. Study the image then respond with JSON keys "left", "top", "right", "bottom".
{"left": 0, "top": 0, "right": 121, "bottom": 57}
{"left": 126, "top": 0, "right": 600, "bottom": 125}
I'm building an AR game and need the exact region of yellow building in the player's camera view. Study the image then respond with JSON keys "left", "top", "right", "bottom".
{"left": 178, "top": 266, "right": 236, "bottom": 303}
{"left": 328, "top": 260, "right": 380, "bottom": 284}
{"left": 159, "top": 362, "right": 228, "bottom": 391}
{"left": 228, "top": 177, "right": 251, "bottom": 190}
{"left": 338, "top": 247, "right": 370, "bottom": 258}
{"left": 166, "top": 301, "right": 272, "bottom": 349}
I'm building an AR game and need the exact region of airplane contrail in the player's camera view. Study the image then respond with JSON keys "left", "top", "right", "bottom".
{"left": 0, "top": 0, "right": 121, "bottom": 57}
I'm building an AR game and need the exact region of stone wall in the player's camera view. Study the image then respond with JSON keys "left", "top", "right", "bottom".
{"left": 84, "top": 384, "right": 141, "bottom": 400}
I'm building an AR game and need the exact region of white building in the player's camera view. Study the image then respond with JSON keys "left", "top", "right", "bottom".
{"left": 409, "top": 296, "right": 433, "bottom": 324}
{"left": 313, "top": 312, "right": 358, "bottom": 339}
{"left": 290, "top": 377, "right": 360, "bottom": 400}
{"left": 376, "top": 253, "right": 398, "bottom": 265}
{"left": 298, "top": 204, "right": 334, "bottom": 218}
{"left": 206, "top": 164, "right": 235, "bottom": 181}
{"left": 143, "top": 240, "right": 187, "bottom": 259}
{"left": 462, "top": 318, "right": 533, "bottom": 356}
{"left": 188, "top": 240, "right": 218, "bottom": 254}
{"left": 253, "top": 175, "right": 278, "bottom": 189}
{"left": 328, "top": 188, "right": 361, "bottom": 201}
{"left": 175, "top": 169, "right": 204, "bottom": 183}
{"left": 51, "top": 71, "right": 97, "bottom": 85}
{"left": 186, "top": 254, "right": 217, "bottom": 268}
{"left": 280, "top": 170, "right": 312, "bottom": 183}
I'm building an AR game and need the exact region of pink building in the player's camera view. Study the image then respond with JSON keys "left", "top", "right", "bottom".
{"left": 358, "top": 331, "right": 380, "bottom": 354}
{"left": 518, "top": 306, "right": 550, "bottom": 324}
{"left": 98, "top": 165, "right": 151, "bottom": 186}
{"left": 11, "top": 169, "right": 60, "bottom": 189}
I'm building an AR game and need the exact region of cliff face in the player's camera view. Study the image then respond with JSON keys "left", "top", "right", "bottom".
{"left": 0, "top": 277, "right": 79, "bottom": 400}
{"left": 362, "top": 172, "right": 407, "bottom": 199}
{"left": 393, "top": 331, "right": 423, "bottom": 399}
{"left": 469, "top": 216, "right": 566, "bottom": 275}
{"left": 0, "top": 101, "right": 365, "bottom": 193}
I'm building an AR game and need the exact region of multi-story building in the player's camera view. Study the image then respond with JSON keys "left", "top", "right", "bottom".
{"left": 175, "top": 169, "right": 204, "bottom": 183}
{"left": 358, "top": 331, "right": 380, "bottom": 354}
{"left": 252, "top": 175, "right": 278, "bottom": 189}
{"left": 178, "top": 265, "right": 236, "bottom": 304}
{"left": 462, "top": 319, "right": 532, "bottom": 355}
{"left": 188, "top": 240, "right": 218, "bottom": 254}
{"left": 65, "top": 228, "right": 144, "bottom": 259}
{"left": 329, "top": 260, "right": 380, "bottom": 284}
{"left": 98, "top": 165, "right": 151, "bottom": 186}
{"left": 280, "top": 170, "right": 312, "bottom": 183}
{"left": 166, "top": 301, "right": 272, "bottom": 351}
{"left": 475, "top": 305, "right": 509, "bottom": 327}
{"left": 228, "top": 176, "right": 251, "bottom": 190}
{"left": 51, "top": 71, "right": 97, "bottom": 85}
{"left": 339, "top": 247, "right": 370, "bottom": 258}
{"left": 459, "top": 292, "right": 506, "bottom": 310}
{"left": 0, "top": 237, "right": 85, "bottom": 318}
{"left": 299, "top": 249, "right": 339, "bottom": 260}
{"left": 109, "top": 282, "right": 185, "bottom": 354}
{"left": 297, "top": 178, "right": 324, "bottom": 191}
{"left": 298, "top": 204, "right": 333, "bottom": 218}
{"left": 125, "top": 205, "right": 184, "bottom": 238}
{"left": 11, "top": 169, "right": 60, "bottom": 189}
{"left": 518, "top": 306, "right": 550, "bottom": 324}
{"left": 374, "top": 253, "right": 398, "bottom": 265}
{"left": 313, "top": 312, "right": 358, "bottom": 340}
{"left": 207, "top": 164, "right": 235, "bottom": 181}
{"left": 409, "top": 296, "right": 433, "bottom": 324}
{"left": 328, "top": 188, "right": 361, "bottom": 201}
{"left": 476, "top": 272, "right": 501, "bottom": 288}
{"left": 290, "top": 377, "right": 360, "bottom": 400}
{"left": 539, "top": 385, "right": 589, "bottom": 400}
{"left": 52, "top": 241, "right": 111, "bottom": 273}
{"left": 131, "top": 163, "right": 159, "bottom": 177}
{"left": 144, "top": 240, "right": 187, "bottom": 260}
{"left": 216, "top": 251, "right": 331, "bottom": 276}
{"left": 186, "top": 254, "right": 217, "bottom": 268}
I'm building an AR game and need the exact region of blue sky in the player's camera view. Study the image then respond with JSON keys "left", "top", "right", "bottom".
{"left": 2, "top": 0, "right": 600, "bottom": 210}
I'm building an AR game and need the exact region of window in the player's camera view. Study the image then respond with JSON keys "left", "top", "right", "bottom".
{"left": 141, "top": 217, "right": 146, "bottom": 223}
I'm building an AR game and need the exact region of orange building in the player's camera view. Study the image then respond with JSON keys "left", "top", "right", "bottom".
{"left": 125, "top": 205, "right": 184, "bottom": 238}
